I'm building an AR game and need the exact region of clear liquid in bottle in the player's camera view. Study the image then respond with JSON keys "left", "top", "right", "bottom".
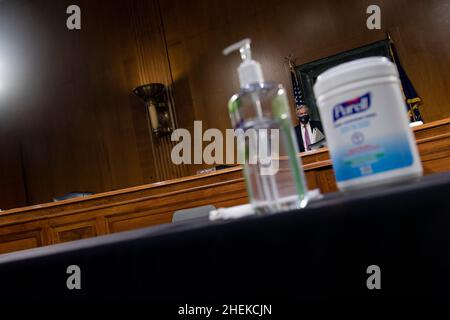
{"left": 229, "top": 82, "right": 308, "bottom": 214}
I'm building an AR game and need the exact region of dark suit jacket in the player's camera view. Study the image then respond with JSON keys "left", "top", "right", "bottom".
{"left": 294, "top": 120, "right": 323, "bottom": 152}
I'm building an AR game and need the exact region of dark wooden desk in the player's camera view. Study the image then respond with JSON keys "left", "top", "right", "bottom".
{"left": 1, "top": 171, "right": 450, "bottom": 305}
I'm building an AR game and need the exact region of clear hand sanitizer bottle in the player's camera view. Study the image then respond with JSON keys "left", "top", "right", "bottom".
{"left": 223, "top": 39, "right": 308, "bottom": 214}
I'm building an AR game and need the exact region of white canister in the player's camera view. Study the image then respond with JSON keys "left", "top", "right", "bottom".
{"left": 313, "top": 57, "right": 423, "bottom": 191}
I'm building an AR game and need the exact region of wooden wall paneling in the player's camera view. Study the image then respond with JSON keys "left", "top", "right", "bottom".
{"left": 0, "top": 232, "right": 41, "bottom": 254}
{"left": 413, "top": 118, "right": 450, "bottom": 140}
{"left": 304, "top": 171, "right": 320, "bottom": 191}
{"left": 317, "top": 169, "right": 339, "bottom": 194}
{"left": 0, "top": 166, "right": 245, "bottom": 229}
{"left": 129, "top": 0, "right": 189, "bottom": 182}
{"left": 0, "top": 164, "right": 248, "bottom": 254}
{"left": 416, "top": 133, "right": 450, "bottom": 174}
{"left": 106, "top": 178, "right": 248, "bottom": 233}
{"left": 4, "top": 0, "right": 149, "bottom": 204}
{"left": 0, "top": 221, "right": 46, "bottom": 254}
{"left": 303, "top": 158, "right": 336, "bottom": 193}
{"left": 107, "top": 211, "right": 172, "bottom": 234}
{"left": 95, "top": 216, "right": 109, "bottom": 236}
{"left": 161, "top": 0, "right": 450, "bottom": 138}
{"left": 386, "top": 4, "right": 450, "bottom": 122}
{"left": 0, "top": 131, "right": 28, "bottom": 210}
{"left": 49, "top": 218, "right": 99, "bottom": 244}
{"left": 0, "top": 0, "right": 192, "bottom": 207}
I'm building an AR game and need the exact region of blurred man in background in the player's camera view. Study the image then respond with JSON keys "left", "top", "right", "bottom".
{"left": 294, "top": 105, "right": 324, "bottom": 152}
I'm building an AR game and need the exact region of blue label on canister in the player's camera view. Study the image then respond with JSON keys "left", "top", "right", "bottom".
{"left": 329, "top": 91, "right": 414, "bottom": 182}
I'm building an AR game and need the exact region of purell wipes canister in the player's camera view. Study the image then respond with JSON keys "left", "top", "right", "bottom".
{"left": 313, "top": 57, "right": 423, "bottom": 191}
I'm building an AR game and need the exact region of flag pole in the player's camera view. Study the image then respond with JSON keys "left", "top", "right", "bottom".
{"left": 284, "top": 54, "right": 305, "bottom": 108}
{"left": 387, "top": 32, "right": 417, "bottom": 122}
{"left": 284, "top": 54, "right": 299, "bottom": 86}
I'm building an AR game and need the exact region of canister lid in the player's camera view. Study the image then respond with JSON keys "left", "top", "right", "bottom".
{"left": 313, "top": 57, "right": 398, "bottom": 99}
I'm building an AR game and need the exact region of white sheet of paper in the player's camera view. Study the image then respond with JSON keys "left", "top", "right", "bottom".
{"left": 312, "top": 128, "right": 325, "bottom": 144}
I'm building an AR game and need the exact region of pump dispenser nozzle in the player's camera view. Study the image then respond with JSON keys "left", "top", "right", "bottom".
{"left": 223, "top": 38, "right": 264, "bottom": 88}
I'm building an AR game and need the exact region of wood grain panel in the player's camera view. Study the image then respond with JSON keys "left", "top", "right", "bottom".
{"left": 129, "top": 0, "right": 190, "bottom": 181}
{"left": 0, "top": 132, "right": 28, "bottom": 210}
{"left": 0, "top": 237, "right": 38, "bottom": 254}
{"left": 0, "top": 225, "right": 44, "bottom": 254}
{"left": 108, "top": 213, "right": 173, "bottom": 234}
{"left": 50, "top": 219, "right": 98, "bottom": 244}
{"left": 0, "top": 0, "right": 190, "bottom": 209}
{"left": 57, "top": 226, "right": 96, "bottom": 244}
{"left": 161, "top": 0, "right": 450, "bottom": 143}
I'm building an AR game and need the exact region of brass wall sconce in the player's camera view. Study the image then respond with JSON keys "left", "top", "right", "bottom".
{"left": 133, "top": 83, "right": 175, "bottom": 137}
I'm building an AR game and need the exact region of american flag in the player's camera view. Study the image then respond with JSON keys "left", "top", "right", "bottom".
{"left": 285, "top": 54, "right": 305, "bottom": 107}
{"left": 388, "top": 35, "right": 424, "bottom": 123}
{"left": 291, "top": 70, "right": 305, "bottom": 107}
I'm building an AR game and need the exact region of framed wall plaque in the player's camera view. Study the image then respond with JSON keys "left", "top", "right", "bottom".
{"left": 294, "top": 39, "right": 391, "bottom": 122}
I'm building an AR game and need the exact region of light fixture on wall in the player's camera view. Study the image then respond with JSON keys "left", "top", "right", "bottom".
{"left": 133, "top": 83, "right": 174, "bottom": 137}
